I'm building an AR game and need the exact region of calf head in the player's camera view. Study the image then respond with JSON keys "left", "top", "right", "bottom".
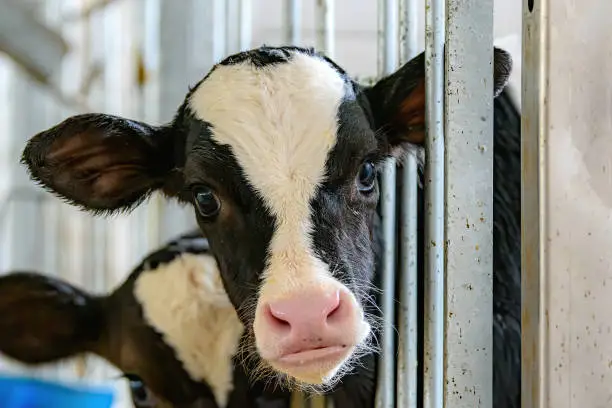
{"left": 0, "top": 251, "right": 245, "bottom": 408}
{"left": 20, "top": 46, "right": 512, "bottom": 390}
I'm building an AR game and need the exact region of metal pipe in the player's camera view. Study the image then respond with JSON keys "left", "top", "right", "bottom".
{"left": 315, "top": 0, "right": 334, "bottom": 57}
{"left": 397, "top": 0, "right": 419, "bottom": 406}
{"left": 444, "top": 0, "right": 495, "bottom": 405}
{"left": 521, "top": 0, "right": 546, "bottom": 405}
{"left": 284, "top": 0, "right": 301, "bottom": 44}
{"left": 375, "top": 1, "right": 398, "bottom": 407}
{"left": 213, "top": 0, "right": 227, "bottom": 64}
{"left": 376, "top": 0, "right": 384, "bottom": 76}
{"left": 399, "top": 0, "right": 418, "bottom": 63}
{"left": 226, "top": 0, "right": 240, "bottom": 54}
{"left": 398, "top": 154, "right": 418, "bottom": 408}
{"left": 238, "top": 0, "right": 252, "bottom": 51}
{"left": 422, "top": 0, "right": 445, "bottom": 405}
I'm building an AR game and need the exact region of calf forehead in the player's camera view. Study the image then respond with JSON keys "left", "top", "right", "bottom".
{"left": 188, "top": 52, "right": 351, "bottom": 217}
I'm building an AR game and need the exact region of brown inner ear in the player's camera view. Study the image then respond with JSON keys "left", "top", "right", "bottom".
{"left": 45, "top": 132, "right": 156, "bottom": 208}
{"left": 391, "top": 79, "right": 426, "bottom": 145}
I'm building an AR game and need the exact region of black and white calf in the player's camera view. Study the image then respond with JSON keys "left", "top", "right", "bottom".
{"left": 0, "top": 232, "right": 291, "bottom": 408}
{"left": 18, "top": 45, "right": 521, "bottom": 407}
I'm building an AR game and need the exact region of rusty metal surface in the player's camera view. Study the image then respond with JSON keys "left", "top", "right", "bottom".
{"left": 521, "top": 0, "right": 545, "bottom": 406}
{"left": 444, "top": 0, "right": 495, "bottom": 406}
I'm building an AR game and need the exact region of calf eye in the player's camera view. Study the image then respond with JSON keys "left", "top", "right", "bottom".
{"left": 125, "top": 374, "right": 156, "bottom": 408}
{"left": 356, "top": 161, "right": 376, "bottom": 193}
{"left": 192, "top": 185, "right": 221, "bottom": 218}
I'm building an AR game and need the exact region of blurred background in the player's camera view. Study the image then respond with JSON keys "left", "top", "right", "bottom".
{"left": 0, "top": 1, "right": 520, "bottom": 406}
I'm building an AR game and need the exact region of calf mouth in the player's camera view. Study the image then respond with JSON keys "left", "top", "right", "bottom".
{"left": 270, "top": 344, "right": 354, "bottom": 385}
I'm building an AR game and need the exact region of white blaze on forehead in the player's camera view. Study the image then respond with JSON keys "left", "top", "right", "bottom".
{"left": 134, "top": 253, "right": 243, "bottom": 408}
{"left": 189, "top": 52, "right": 349, "bottom": 292}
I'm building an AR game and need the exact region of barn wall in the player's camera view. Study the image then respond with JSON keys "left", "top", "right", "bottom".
{"left": 522, "top": 0, "right": 612, "bottom": 405}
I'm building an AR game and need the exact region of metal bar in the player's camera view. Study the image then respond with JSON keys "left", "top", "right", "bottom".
{"left": 238, "top": 0, "right": 252, "bottom": 51}
{"left": 375, "top": 1, "right": 399, "bottom": 408}
{"left": 226, "top": 0, "right": 240, "bottom": 54}
{"left": 284, "top": 0, "right": 301, "bottom": 44}
{"left": 4, "top": 54, "right": 49, "bottom": 274}
{"left": 398, "top": 154, "right": 419, "bottom": 408}
{"left": 399, "top": 0, "right": 418, "bottom": 63}
{"left": 212, "top": 0, "right": 227, "bottom": 64}
{"left": 521, "top": 0, "right": 546, "bottom": 405}
{"left": 397, "top": 0, "right": 419, "bottom": 406}
{"left": 444, "top": 0, "right": 495, "bottom": 405}
{"left": 315, "top": 0, "right": 334, "bottom": 58}
{"left": 143, "top": 0, "right": 205, "bottom": 244}
{"left": 422, "top": 0, "right": 445, "bottom": 404}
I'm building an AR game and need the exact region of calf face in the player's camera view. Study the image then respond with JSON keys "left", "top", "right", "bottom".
{"left": 20, "top": 46, "right": 512, "bottom": 389}
{"left": 0, "top": 233, "right": 288, "bottom": 408}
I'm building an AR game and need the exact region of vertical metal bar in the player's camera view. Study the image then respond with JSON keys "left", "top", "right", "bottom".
{"left": 397, "top": 0, "right": 419, "bottom": 404}
{"left": 284, "top": 0, "right": 301, "bottom": 44}
{"left": 4, "top": 38, "right": 49, "bottom": 274}
{"left": 140, "top": 0, "right": 164, "bottom": 250}
{"left": 226, "top": 0, "right": 240, "bottom": 54}
{"left": 143, "top": 0, "right": 205, "bottom": 244}
{"left": 444, "top": 0, "right": 494, "bottom": 405}
{"left": 521, "top": 0, "right": 546, "bottom": 405}
{"left": 315, "top": 0, "right": 334, "bottom": 57}
{"left": 399, "top": 0, "right": 418, "bottom": 64}
{"left": 188, "top": 0, "right": 226, "bottom": 88}
{"left": 422, "top": 0, "right": 445, "bottom": 404}
{"left": 87, "top": 0, "right": 111, "bottom": 367}
{"left": 376, "top": 0, "right": 384, "bottom": 76}
{"left": 376, "top": 1, "right": 398, "bottom": 408}
{"left": 397, "top": 0, "right": 419, "bottom": 406}
{"left": 398, "top": 151, "right": 419, "bottom": 408}
{"left": 212, "top": 0, "right": 227, "bottom": 61}
{"left": 238, "top": 0, "right": 252, "bottom": 51}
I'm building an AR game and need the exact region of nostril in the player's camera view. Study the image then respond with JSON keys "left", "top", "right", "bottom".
{"left": 325, "top": 298, "right": 341, "bottom": 320}
{"left": 265, "top": 304, "right": 292, "bottom": 331}
{"left": 324, "top": 291, "right": 342, "bottom": 322}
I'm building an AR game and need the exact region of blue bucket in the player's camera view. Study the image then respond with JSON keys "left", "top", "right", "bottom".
{"left": 0, "top": 374, "right": 115, "bottom": 408}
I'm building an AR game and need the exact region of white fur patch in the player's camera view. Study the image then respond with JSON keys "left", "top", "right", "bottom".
{"left": 134, "top": 253, "right": 243, "bottom": 408}
{"left": 189, "top": 52, "right": 350, "bottom": 292}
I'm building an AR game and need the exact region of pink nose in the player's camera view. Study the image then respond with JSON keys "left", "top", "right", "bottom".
{"left": 263, "top": 289, "right": 350, "bottom": 350}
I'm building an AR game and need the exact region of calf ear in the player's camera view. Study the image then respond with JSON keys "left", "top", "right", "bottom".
{"left": 0, "top": 272, "right": 106, "bottom": 364}
{"left": 364, "top": 47, "right": 512, "bottom": 154}
{"left": 21, "top": 113, "right": 179, "bottom": 213}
